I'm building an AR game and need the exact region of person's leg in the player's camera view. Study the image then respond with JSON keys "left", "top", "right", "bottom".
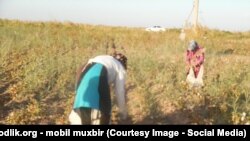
{"left": 68, "top": 108, "right": 91, "bottom": 124}
{"left": 91, "top": 109, "right": 102, "bottom": 125}
{"left": 87, "top": 108, "right": 110, "bottom": 125}
{"left": 68, "top": 109, "right": 82, "bottom": 125}
{"left": 79, "top": 107, "right": 91, "bottom": 124}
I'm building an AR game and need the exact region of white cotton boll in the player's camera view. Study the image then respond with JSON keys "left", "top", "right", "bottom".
{"left": 241, "top": 112, "right": 246, "bottom": 122}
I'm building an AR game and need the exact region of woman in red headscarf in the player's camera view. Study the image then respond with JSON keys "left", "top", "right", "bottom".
{"left": 186, "top": 40, "right": 205, "bottom": 88}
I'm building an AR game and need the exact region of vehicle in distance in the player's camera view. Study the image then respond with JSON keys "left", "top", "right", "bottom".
{"left": 145, "top": 26, "right": 166, "bottom": 32}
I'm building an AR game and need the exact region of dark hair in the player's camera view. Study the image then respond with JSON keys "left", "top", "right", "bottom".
{"left": 188, "top": 40, "right": 198, "bottom": 51}
{"left": 112, "top": 53, "right": 127, "bottom": 70}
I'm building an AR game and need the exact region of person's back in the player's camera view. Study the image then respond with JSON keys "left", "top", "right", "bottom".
{"left": 88, "top": 55, "right": 126, "bottom": 84}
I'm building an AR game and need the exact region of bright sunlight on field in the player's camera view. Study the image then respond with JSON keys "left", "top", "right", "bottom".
{"left": 0, "top": 20, "right": 250, "bottom": 124}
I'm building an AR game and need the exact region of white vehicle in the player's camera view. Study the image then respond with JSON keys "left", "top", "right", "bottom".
{"left": 145, "top": 26, "right": 166, "bottom": 32}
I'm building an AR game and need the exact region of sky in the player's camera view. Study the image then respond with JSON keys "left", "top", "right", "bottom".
{"left": 0, "top": 0, "right": 250, "bottom": 32}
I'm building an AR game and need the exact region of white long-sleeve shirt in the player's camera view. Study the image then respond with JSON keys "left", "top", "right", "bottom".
{"left": 88, "top": 55, "right": 127, "bottom": 119}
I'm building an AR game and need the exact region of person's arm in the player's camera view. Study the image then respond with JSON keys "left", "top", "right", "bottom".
{"left": 114, "top": 70, "right": 127, "bottom": 120}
